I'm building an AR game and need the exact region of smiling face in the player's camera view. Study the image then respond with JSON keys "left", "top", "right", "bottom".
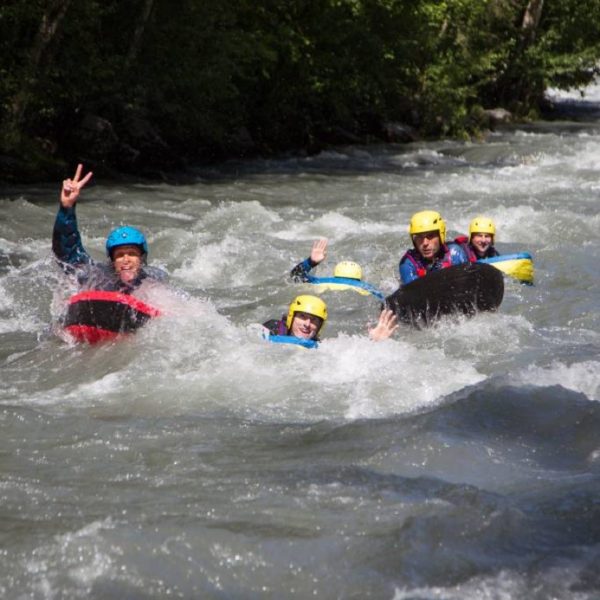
{"left": 290, "top": 311, "right": 322, "bottom": 339}
{"left": 111, "top": 245, "right": 143, "bottom": 283}
{"left": 412, "top": 230, "right": 441, "bottom": 261}
{"left": 470, "top": 232, "right": 493, "bottom": 257}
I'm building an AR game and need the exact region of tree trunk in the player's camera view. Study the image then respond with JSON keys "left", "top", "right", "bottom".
{"left": 2, "top": 0, "right": 72, "bottom": 148}
{"left": 521, "top": 0, "right": 544, "bottom": 46}
{"left": 124, "top": 0, "right": 156, "bottom": 71}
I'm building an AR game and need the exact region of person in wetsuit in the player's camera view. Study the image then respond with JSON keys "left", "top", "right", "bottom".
{"left": 455, "top": 216, "right": 500, "bottom": 261}
{"left": 290, "top": 238, "right": 364, "bottom": 283}
{"left": 52, "top": 164, "right": 167, "bottom": 293}
{"left": 262, "top": 294, "right": 398, "bottom": 347}
{"left": 263, "top": 294, "right": 328, "bottom": 344}
{"left": 290, "top": 238, "right": 384, "bottom": 300}
{"left": 290, "top": 239, "right": 329, "bottom": 282}
{"left": 399, "top": 210, "right": 467, "bottom": 286}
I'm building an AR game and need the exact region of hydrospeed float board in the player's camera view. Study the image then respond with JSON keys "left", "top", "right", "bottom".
{"left": 478, "top": 252, "right": 534, "bottom": 284}
{"left": 305, "top": 276, "right": 385, "bottom": 301}
{"left": 63, "top": 290, "right": 161, "bottom": 343}
{"left": 265, "top": 334, "right": 319, "bottom": 349}
{"left": 385, "top": 263, "right": 504, "bottom": 328}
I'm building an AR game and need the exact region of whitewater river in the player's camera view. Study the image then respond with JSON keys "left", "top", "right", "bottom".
{"left": 1, "top": 92, "right": 599, "bottom": 598}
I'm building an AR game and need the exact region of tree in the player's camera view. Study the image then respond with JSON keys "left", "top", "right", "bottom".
{"left": 124, "top": 0, "right": 155, "bottom": 72}
{"left": 1, "top": 0, "right": 72, "bottom": 149}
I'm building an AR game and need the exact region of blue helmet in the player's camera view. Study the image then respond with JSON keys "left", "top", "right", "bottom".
{"left": 105, "top": 226, "right": 148, "bottom": 258}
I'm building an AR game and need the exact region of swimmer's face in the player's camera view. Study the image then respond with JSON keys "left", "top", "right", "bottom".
{"left": 470, "top": 232, "right": 493, "bottom": 256}
{"left": 112, "top": 245, "right": 143, "bottom": 283}
{"left": 290, "top": 311, "right": 322, "bottom": 339}
{"left": 412, "top": 230, "right": 441, "bottom": 260}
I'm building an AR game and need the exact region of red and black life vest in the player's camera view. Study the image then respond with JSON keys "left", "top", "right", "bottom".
{"left": 401, "top": 245, "right": 454, "bottom": 279}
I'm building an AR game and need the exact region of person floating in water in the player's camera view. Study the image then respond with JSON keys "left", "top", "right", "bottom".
{"left": 399, "top": 210, "right": 467, "bottom": 286}
{"left": 290, "top": 239, "right": 384, "bottom": 300}
{"left": 455, "top": 216, "right": 534, "bottom": 284}
{"left": 455, "top": 216, "right": 500, "bottom": 261}
{"left": 262, "top": 294, "right": 398, "bottom": 348}
{"left": 52, "top": 164, "right": 168, "bottom": 293}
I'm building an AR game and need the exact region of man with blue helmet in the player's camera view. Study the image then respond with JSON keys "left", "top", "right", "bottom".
{"left": 52, "top": 164, "right": 167, "bottom": 292}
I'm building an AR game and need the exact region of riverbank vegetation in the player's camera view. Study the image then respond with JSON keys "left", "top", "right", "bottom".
{"left": 1, "top": 0, "right": 599, "bottom": 181}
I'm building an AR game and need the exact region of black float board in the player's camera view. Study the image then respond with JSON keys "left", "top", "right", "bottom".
{"left": 385, "top": 263, "right": 504, "bottom": 327}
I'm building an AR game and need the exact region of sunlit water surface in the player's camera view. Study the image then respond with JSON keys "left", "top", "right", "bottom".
{"left": 1, "top": 90, "right": 600, "bottom": 598}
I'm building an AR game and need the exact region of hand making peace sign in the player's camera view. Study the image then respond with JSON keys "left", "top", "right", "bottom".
{"left": 60, "top": 164, "right": 93, "bottom": 208}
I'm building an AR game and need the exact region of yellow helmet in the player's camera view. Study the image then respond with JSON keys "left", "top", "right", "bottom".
{"left": 409, "top": 210, "right": 446, "bottom": 244}
{"left": 333, "top": 261, "right": 363, "bottom": 280}
{"left": 286, "top": 295, "right": 328, "bottom": 332}
{"left": 469, "top": 216, "right": 496, "bottom": 238}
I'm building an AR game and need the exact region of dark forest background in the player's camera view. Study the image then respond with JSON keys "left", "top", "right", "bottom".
{"left": 1, "top": 0, "right": 599, "bottom": 181}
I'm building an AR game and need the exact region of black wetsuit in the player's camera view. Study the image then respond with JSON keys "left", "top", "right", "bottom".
{"left": 262, "top": 318, "right": 287, "bottom": 336}
{"left": 289, "top": 257, "right": 318, "bottom": 282}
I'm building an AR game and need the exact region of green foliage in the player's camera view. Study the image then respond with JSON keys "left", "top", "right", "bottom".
{"left": 1, "top": 0, "right": 600, "bottom": 175}
{"left": 537, "top": 0, "right": 600, "bottom": 90}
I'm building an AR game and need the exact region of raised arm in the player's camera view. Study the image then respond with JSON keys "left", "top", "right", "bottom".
{"left": 290, "top": 238, "right": 328, "bottom": 281}
{"left": 52, "top": 164, "right": 94, "bottom": 266}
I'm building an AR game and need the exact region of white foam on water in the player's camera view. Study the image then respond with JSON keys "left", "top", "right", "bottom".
{"left": 441, "top": 191, "right": 599, "bottom": 249}
{"left": 0, "top": 279, "right": 13, "bottom": 313}
{"left": 392, "top": 562, "right": 596, "bottom": 600}
{"left": 565, "top": 138, "right": 600, "bottom": 171}
{"left": 78, "top": 323, "right": 484, "bottom": 421}
{"left": 513, "top": 360, "right": 600, "bottom": 401}
{"left": 174, "top": 233, "right": 250, "bottom": 286}
{"left": 203, "top": 199, "right": 282, "bottom": 232}
{"left": 19, "top": 298, "right": 493, "bottom": 423}
{"left": 274, "top": 210, "right": 401, "bottom": 241}
{"left": 0, "top": 275, "right": 47, "bottom": 334}
{"left": 21, "top": 518, "right": 117, "bottom": 598}
{"left": 424, "top": 311, "right": 536, "bottom": 367}
{"left": 451, "top": 204, "right": 543, "bottom": 245}
{"left": 312, "top": 334, "right": 485, "bottom": 419}
{"left": 9, "top": 255, "right": 556, "bottom": 426}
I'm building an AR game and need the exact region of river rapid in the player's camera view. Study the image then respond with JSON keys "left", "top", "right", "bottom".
{"left": 1, "top": 90, "right": 599, "bottom": 598}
